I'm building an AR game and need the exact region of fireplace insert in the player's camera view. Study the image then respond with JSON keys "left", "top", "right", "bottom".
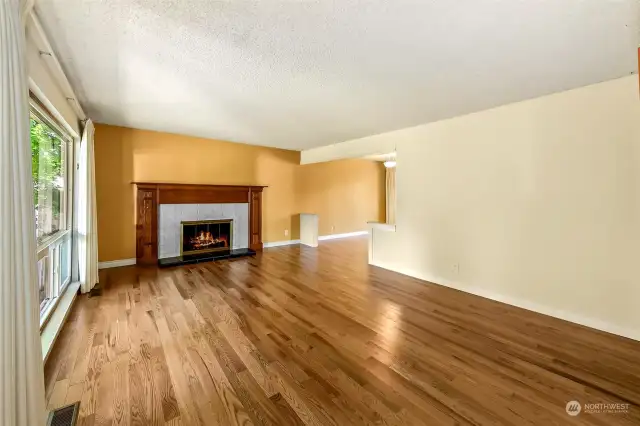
{"left": 181, "top": 219, "right": 232, "bottom": 256}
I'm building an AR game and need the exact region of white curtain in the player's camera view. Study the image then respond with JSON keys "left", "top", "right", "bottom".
{"left": 386, "top": 166, "right": 396, "bottom": 224}
{"left": 78, "top": 119, "right": 99, "bottom": 293}
{"left": 0, "top": 1, "right": 47, "bottom": 425}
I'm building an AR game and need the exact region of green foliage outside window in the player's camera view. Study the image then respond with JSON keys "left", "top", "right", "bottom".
{"left": 30, "top": 116, "right": 64, "bottom": 240}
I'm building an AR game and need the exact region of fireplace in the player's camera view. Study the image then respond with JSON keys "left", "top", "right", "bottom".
{"left": 134, "top": 183, "right": 264, "bottom": 266}
{"left": 181, "top": 219, "right": 232, "bottom": 256}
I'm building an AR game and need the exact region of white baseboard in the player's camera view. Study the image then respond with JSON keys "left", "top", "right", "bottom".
{"left": 264, "top": 240, "right": 301, "bottom": 248}
{"left": 318, "top": 231, "right": 368, "bottom": 241}
{"left": 371, "top": 260, "right": 640, "bottom": 342}
{"left": 264, "top": 232, "right": 368, "bottom": 248}
{"left": 98, "top": 258, "right": 137, "bottom": 269}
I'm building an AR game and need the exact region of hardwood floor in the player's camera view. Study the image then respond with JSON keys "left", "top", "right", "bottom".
{"left": 45, "top": 237, "right": 640, "bottom": 425}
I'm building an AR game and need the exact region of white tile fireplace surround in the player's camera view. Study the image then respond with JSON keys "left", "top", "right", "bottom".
{"left": 158, "top": 203, "right": 249, "bottom": 259}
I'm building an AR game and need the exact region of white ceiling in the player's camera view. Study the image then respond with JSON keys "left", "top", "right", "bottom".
{"left": 37, "top": 0, "right": 638, "bottom": 151}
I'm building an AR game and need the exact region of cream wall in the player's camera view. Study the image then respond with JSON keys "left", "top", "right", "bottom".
{"left": 26, "top": 17, "right": 80, "bottom": 136}
{"left": 301, "top": 133, "right": 396, "bottom": 165}
{"left": 309, "top": 76, "right": 640, "bottom": 340}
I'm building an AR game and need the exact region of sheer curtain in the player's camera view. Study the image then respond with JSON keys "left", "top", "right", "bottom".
{"left": 0, "top": 0, "right": 47, "bottom": 425}
{"left": 386, "top": 166, "right": 396, "bottom": 224}
{"left": 78, "top": 119, "right": 99, "bottom": 293}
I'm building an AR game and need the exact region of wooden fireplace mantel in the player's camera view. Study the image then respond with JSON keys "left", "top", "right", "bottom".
{"left": 133, "top": 182, "right": 266, "bottom": 265}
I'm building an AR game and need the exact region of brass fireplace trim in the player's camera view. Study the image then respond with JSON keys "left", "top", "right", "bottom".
{"left": 180, "top": 219, "right": 233, "bottom": 256}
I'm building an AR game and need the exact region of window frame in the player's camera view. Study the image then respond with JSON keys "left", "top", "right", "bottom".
{"left": 30, "top": 98, "right": 76, "bottom": 328}
{"left": 30, "top": 100, "right": 73, "bottom": 247}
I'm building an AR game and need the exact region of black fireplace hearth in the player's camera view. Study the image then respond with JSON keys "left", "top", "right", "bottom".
{"left": 158, "top": 248, "right": 256, "bottom": 268}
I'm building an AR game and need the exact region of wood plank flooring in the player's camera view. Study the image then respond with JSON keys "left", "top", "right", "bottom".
{"left": 45, "top": 237, "right": 640, "bottom": 425}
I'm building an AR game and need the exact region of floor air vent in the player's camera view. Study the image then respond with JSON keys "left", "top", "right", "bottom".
{"left": 47, "top": 402, "right": 80, "bottom": 426}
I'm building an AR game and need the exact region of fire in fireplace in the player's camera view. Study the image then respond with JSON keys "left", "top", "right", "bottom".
{"left": 181, "top": 219, "right": 232, "bottom": 256}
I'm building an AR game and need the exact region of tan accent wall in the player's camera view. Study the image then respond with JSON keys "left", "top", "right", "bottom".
{"left": 296, "top": 160, "right": 386, "bottom": 236}
{"left": 94, "top": 124, "right": 385, "bottom": 261}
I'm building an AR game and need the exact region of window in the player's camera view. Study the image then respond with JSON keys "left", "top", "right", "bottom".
{"left": 30, "top": 100, "right": 74, "bottom": 324}
{"left": 31, "top": 114, "right": 67, "bottom": 242}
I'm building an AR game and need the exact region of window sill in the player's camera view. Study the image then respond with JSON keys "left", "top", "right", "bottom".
{"left": 41, "top": 281, "right": 80, "bottom": 363}
{"left": 37, "top": 229, "right": 70, "bottom": 254}
{"left": 40, "top": 279, "right": 71, "bottom": 330}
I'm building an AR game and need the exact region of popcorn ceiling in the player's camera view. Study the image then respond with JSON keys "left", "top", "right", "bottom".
{"left": 36, "top": 0, "right": 638, "bottom": 150}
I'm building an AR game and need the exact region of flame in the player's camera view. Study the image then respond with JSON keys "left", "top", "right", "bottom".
{"left": 189, "top": 230, "right": 228, "bottom": 249}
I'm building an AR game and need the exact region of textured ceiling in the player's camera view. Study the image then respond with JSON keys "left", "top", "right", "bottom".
{"left": 36, "top": 0, "right": 638, "bottom": 150}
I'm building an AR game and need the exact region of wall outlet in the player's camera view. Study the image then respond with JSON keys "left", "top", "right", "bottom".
{"left": 453, "top": 263, "right": 460, "bottom": 274}
{"left": 284, "top": 229, "right": 289, "bottom": 237}
{"left": 331, "top": 225, "right": 335, "bottom": 232}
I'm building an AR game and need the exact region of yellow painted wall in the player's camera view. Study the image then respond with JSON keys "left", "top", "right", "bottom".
{"left": 94, "top": 124, "right": 384, "bottom": 261}
{"left": 296, "top": 160, "right": 386, "bottom": 236}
